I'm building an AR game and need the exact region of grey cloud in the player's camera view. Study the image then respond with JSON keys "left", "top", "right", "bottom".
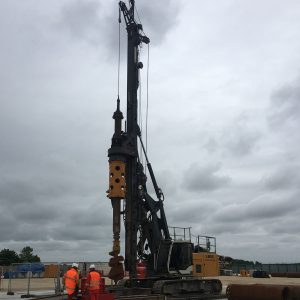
{"left": 201, "top": 222, "right": 249, "bottom": 236}
{"left": 133, "top": 0, "right": 180, "bottom": 45}
{"left": 262, "top": 166, "right": 300, "bottom": 191}
{"left": 214, "top": 194, "right": 299, "bottom": 224}
{"left": 64, "top": 205, "right": 112, "bottom": 227}
{"left": 224, "top": 129, "right": 260, "bottom": 157}
{"left": 0, "top": 175, "right": 112, "bottom": 244}
{"left": 155, "top": 170, "right": 178, "bottom": 198}
{"left": 167, "top": 200, "right": 220, "bottom": 226}
{"left": 222, "top": 114, "right": 261, "bottom": 157}
{"left": 246, "top": 195, "right": 298, "bottom": 219}
{"left": 59, "top": 0, "right": 180, "bottom": 52}
{"left": 200, "top": 113, "right": 261, "bottom": 158}
{"left": 182, "top": 163, "right": 231, "bottom": 192}
{"left": 59, "top": 0, "right": 105, "bottom": 46}
{"left": 0, "top": 180, "right": 37, "bottom": 205}
{"left": 51, "top": 226, "right": 105, "bottom": 242}
{"left": 0, "top": 0, "right": 114, "bottom": 258}
{"left": 213, "top": 204, "right": 246, "bottom": 223}
{"left": 14, "top": 205, "right": 61, "bottom": 224}
{"left": 203, "top": 137, "right": 218, "bottom": 153}
{"left": 0, "top": 210, "right": 51, "bottom": 242}
{"left": 269, "top": 80, "right": 300, "bottom": 127}
{"left": 13, "top": 225, "right": 50, "bottom": 242}
{"left": 270, "top": 216, "right": 300, "bottom": 235}
{"left": 0, "top": 200, "right": 113, "bottom": 244}
{"left": 0, "top": 174, "right": 99, "bottom": 208}
{"left": 0, "top": 240, "right": 111, "bottom": 262}
{"left": 0, "top": 214, "right": 16, "bottom": 241}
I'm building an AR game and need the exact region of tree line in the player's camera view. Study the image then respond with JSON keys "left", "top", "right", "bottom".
{"left": 0, "top": 246, "right": 41, "bottom": 265}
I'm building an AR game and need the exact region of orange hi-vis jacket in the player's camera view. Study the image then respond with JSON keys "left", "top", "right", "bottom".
{"left": 87, "top": 271, "right": 101, "bottom": 291}
{"left": 64, "top": 268, "right": 79, "bottom": 295}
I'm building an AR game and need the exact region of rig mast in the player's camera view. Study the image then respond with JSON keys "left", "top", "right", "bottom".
{"left": 107, "top": 0, "right": 150, "bottom": 281}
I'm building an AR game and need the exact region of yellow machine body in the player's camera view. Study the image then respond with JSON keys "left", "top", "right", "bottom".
{"left": 192, "top": 252, "right": 220, "bottom": 277}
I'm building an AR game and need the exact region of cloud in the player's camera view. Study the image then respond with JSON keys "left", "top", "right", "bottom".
{"left": 133, "top": 0, "right": 180, "bottom": 45}
{"left": 182, "top": 163, "right": 231, "bottom": 192}
{"left": 154, "top": 169, "right": 179, "bottom": 198}
{"left": 59, "top": 0, "right": 180, "bottom": 53}
{"left": 0, "top": 175, "right": 113, "bottom": 244}
{"left": 269, "top": 79, "right": 300, "bottom": 128}
{"left": 246, "top": 194, "right": 299, "bottom": 220}
{"left": 167, "top": 199, "right": 220, "bottom": 227}
{"left": 271, "top": 218, "right": 300, "bottom": 235}
{"left": 59, "top": 0, "right": 103, "bottom": 46}
{"left": 201, "top": 222, "right": 249, "bottom": 236}
{"left": 224, "top": 127, "right": 261, "bottom": 157}
{"left": 222, "top": 113, "right": 262, "bottom": 157}
{"left": 262, "top": 166, "right": 300, "bottom": 191}
{"left": 200, "top": 112, "right": 262, "bottom": 159}
{"left": 214, "top": 193, "right": 299, "bottom": 224}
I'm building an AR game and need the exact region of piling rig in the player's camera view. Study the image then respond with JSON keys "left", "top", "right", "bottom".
{"left": 107, "top": 1, "right": 222, "bottom": 298}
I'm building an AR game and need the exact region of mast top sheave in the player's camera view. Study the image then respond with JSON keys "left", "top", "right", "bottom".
{"left": 119, "top": 1, "right": 150, "bottom": 45}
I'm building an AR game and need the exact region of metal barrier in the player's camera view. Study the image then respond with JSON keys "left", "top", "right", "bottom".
{"left": 231, "top": 263, "right": 300, "bottom": 277}
{"left": 1, "top": 262, "right": 62, "bottom": 297}
{"left": 169, "top": 226, "right": 192, "bottom": 241}
{"left": 0, "top": 266, "right": 3, "bottom": 291}
{"left": 0, "top": 262, "right": 111, "bottom": 296}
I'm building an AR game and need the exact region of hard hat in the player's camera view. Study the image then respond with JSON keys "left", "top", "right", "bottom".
{"left": 72, "top": 263, "right": 79, "bottom": 268}
{"left": 89, "top": 264, "right": 96, "bottom": 269}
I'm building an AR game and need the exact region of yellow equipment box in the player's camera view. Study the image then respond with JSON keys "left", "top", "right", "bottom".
{"left": 192, "top": 252, "right": 220, "bottom": 277}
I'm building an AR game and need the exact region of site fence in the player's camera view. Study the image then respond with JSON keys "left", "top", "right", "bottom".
{"left": 231, "top": 263, "right": 300, "bottom": 276}
{"left": 0, "top": 262, "right": 110, "bottom": 296}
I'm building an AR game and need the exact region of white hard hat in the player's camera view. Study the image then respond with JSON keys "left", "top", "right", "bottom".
{"left": 72, "top": 263, "right": 79, "bottom": 268}
{"left": 89, "top": 264, "right": 96, "bottom": 269}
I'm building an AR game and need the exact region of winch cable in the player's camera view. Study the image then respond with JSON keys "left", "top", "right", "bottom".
{"left": 117, "top": 7, "right": 121, "bottom": 99}
{"left": 117, "top": 8, "right": 126, "bottom": 225}
{"left": 146, "top": 43, "right": 150, "bottom": 169}
{"left": 135, "top": 3, "right": 150, "bottom": 174}
{"left": 138, "top": 58, "right": 144, "bottom": 166}
{"left": 135, "top": 5, "right": 144, "bottom": 34}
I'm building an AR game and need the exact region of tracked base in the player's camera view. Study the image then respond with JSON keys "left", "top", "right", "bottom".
{"left": 109, "top": 277, "right": 222, "bottom": 299}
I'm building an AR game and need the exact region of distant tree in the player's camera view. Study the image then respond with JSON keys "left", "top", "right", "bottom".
{"left": 19, "top": 246, "right": 41, "bottom": 263}
{"left": 0, "top": 248, "right": 20, "bottom": 265}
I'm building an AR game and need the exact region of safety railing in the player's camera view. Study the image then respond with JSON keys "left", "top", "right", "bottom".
{"left": 1, "top": 262, "right": 62, "bottom": 297}
{"left": 169, "top": 226, "right": 192, "bottom": 242}
{"left": 0, "top": 266, "right": 4, "bottom": 291}
{"left": 193, "top": 235, "right": 216, "bottom": 253}
{"left": 0, "top": 262, "right": 111, "bottom": 296}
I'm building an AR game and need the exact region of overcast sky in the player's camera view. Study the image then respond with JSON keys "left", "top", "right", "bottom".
{"left": 1, "top": 0, "right": 300, "bottom": 264}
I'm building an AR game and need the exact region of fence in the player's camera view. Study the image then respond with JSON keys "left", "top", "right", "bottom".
{"left": 0, "top": 262, "right": 110, "bottom": 296}
{"left": 0, "top": 266, "right": 3, "bottom": 291}
{"left": 231, "top": 263, "right": 300, "bottom": 276}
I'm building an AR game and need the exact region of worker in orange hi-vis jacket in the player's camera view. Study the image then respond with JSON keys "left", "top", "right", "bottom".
{"left": 63, "top": 263, "right": 80, "bottom": 300}
{"left": 86, "top": 264, "right": 101, "bottom": 300}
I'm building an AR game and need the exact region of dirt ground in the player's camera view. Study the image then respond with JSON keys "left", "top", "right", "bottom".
{"left": 1, "top": 276, "right": 300, "bottom": 293}
{"left": 215, "top": 275, "right": 300, "bottom": 295}
{"left": 0, "top": 277, "right": 115, "bottom": 293}
{"left": 216, "top": 275, "right": 300, "bottom": 286}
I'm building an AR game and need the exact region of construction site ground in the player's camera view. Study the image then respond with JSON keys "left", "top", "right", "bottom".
{"left": 1, "top": 276, "right": 300, "bottom": 299}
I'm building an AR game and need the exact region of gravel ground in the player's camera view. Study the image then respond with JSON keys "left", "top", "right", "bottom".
{"left": 1, "top": 276, "right": 300, "bottom": 295}
{"left": 0, "top": 277, "right": 114, "bottom": 293}
{"left": 215, "top": 275, "right": 300, "bottom": 295}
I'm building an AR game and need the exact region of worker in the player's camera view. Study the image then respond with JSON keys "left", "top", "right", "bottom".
{"left": 86, "top": 264, "right": 101, "bottom": 300}
{"left": 63, "top": 263, "right": 79, "bottom": 300}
